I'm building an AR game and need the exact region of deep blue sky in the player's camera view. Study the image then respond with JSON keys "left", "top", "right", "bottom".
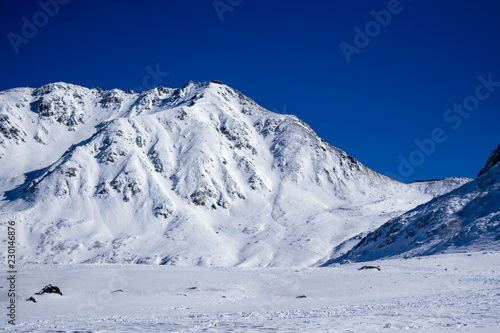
{"left": 1, "top": 0, "right": 499, "bottom": 182}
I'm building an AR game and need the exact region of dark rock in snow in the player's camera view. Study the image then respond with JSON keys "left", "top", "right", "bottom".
{"left": 37, "top": 284, "right": 62, "bottom": 296}
{"left": 359, "top": 265, "right": 381, "bottom": 271}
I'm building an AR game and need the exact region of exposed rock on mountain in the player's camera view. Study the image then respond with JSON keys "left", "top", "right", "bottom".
{"left": 478, "top": 144, "right": 500, "bottom": 177}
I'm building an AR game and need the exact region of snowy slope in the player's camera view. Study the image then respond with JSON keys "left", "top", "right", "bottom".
{"left": 0, "top": 82, "right": 468, "bottom": 266}
{"left": 329, "top": 145, "right": 500, "bottom": 263}
{"left": 408, "top": 177, "right": 472, "bottom": 197}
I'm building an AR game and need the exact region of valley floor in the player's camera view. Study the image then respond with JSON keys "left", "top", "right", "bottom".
{"left": 3, "top": 251, "right": 500, "bottom": 332}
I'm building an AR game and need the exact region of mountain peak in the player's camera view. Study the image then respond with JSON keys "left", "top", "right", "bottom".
{"left": 0, "top": 82, "right": 469, "bottom": 266}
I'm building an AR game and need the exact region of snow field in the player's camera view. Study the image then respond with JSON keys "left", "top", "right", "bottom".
{"left": 3, "top": 251, "right": 499, "bottom": 332}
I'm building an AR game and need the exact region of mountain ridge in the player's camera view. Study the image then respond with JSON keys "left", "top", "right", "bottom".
{"left": 0, "top": 81, "right": 471, "bottom": 266}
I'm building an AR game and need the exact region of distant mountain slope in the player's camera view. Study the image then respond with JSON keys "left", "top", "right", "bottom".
{"left": 327, "top": 145, "right": 500, "bottom": 264}
{"left": 408, "top": 177, "right": 472, "bottom": 197}
{"left": 0, "top": 82, "right": 468, "bottom": 266}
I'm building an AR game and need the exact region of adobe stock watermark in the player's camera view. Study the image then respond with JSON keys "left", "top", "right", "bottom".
{"left": 7, "top": 0, "right": 71, "bottom": 54}
{"left": 385, "top": 74, "right": 499, "bottom": 182}
{"left": 252, "top": 270, "right": 305, "bottom": 313}
{"left": 339, "top": 0, "right": 413, "bottom": 64}
{"left": 132, "top": 64, "right": 170, "bottom": 92}
{"left": 76, "top": 271, "right": 129, "bottom": 317}
{"left": 213, "top": 0, "right": 243, "bottom": 22}
{"left": 271, "top": 105, "right": 288, "bottom": 115}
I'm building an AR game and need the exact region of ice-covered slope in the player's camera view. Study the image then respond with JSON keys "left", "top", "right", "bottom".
{"left": 328, "top": 145, "right": 500, "bottom": 264}
{"left": 0, "top": 82, "right": 467, "bottom": 266}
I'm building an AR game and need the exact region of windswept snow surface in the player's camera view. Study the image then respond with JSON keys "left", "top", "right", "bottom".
{"left": 0, "top": 81, "right": 469, "bottom": 266}
{"left": 5, "top": 251, "right": 500, "bottom": 332}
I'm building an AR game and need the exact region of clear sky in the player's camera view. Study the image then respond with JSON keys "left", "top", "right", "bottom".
{"left": 1, "top": 0, "right": 499, "bottom": 182}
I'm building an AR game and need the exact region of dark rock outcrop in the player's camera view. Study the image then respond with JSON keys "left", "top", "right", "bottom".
{"left": 478, "top": 144, "right": 500, "bottom": 177}
{"left": 37, "top": 284, "right": 63, "bottom": 296}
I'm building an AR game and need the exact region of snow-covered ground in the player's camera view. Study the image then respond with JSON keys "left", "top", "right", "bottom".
{"left": 4, "top": 251, "right": 499, "bottom": 332}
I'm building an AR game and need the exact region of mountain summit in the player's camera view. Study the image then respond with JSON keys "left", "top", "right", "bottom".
{"left": 0, "top": 82, "right": 469, "bottom": 266}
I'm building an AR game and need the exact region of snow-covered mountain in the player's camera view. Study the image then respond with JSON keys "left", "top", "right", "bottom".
{"left": 0, "top": 82, "right": 469, "bottom": 266}
{"left": 327, "top": 145, "right": 500, "bottom": 264}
